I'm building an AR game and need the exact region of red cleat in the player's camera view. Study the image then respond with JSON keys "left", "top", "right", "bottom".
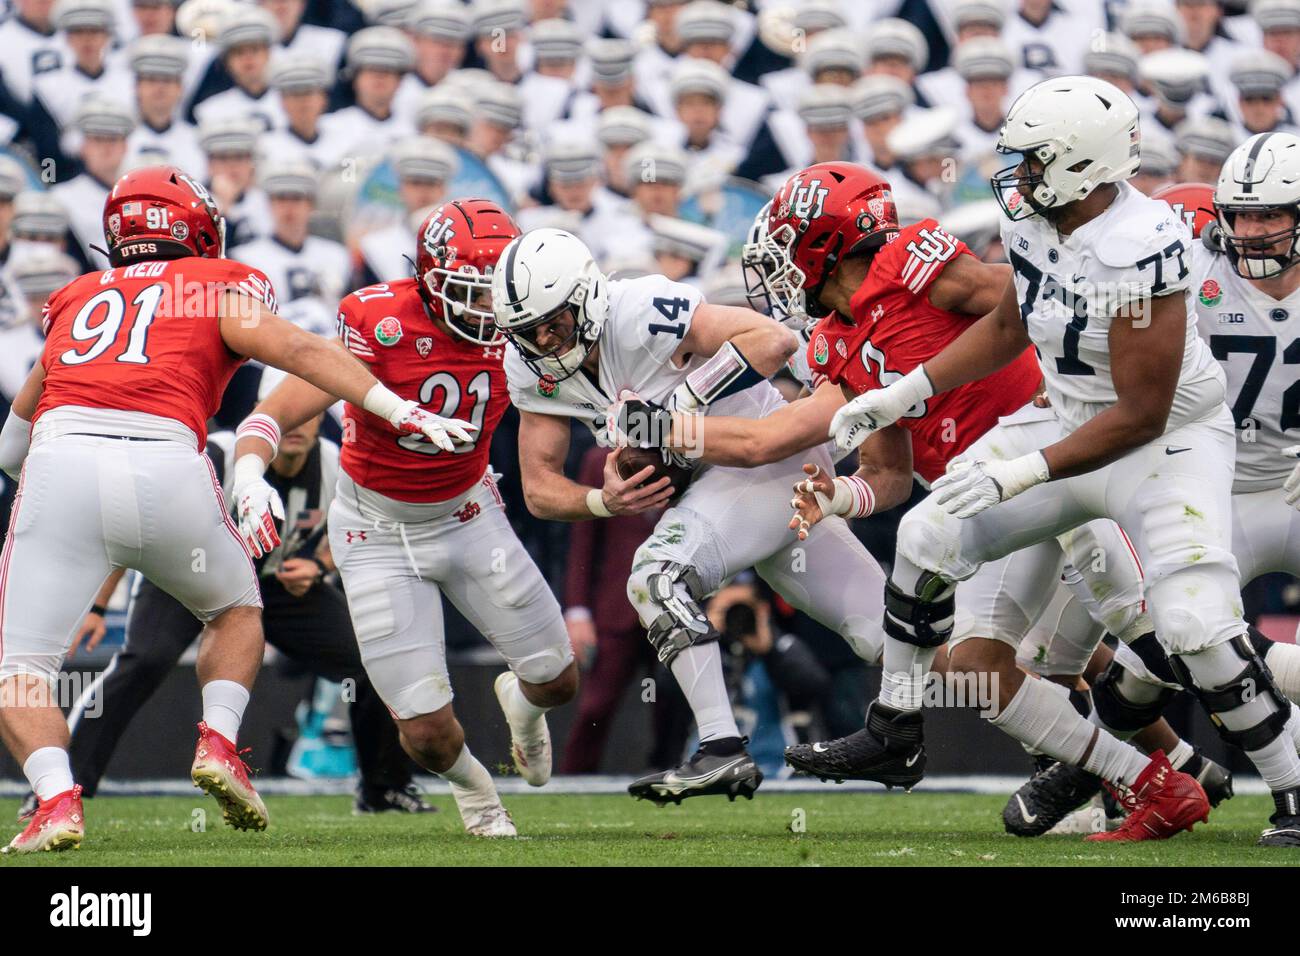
{"left": 1085, "top": 750, "right": 1209, "bottom": 843}
{"left": 191, "top": 722, "right": 269, "bottom": 832}
{"left": 2, "top": 785, "right": 84, "bottom": 854}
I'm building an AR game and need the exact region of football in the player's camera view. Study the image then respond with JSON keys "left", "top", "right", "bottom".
{"left": 615, "top": 445, "right": 693, "bottom": 499}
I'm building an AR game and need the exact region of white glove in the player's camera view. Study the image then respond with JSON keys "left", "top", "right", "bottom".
{"left": 363, "top": 383, "right": 477, "bottom": 452}
{"left": 1282, "top": 445, "right": 1300, "bottom": 508}
{"left": 931, "top": 452, "right": 1050, "bottom": 519}
{"left": 232, "top": 454, "right": 285, "bottom": 559}
{"left": 829, "top": 366, "right": 934, "bottom": 453}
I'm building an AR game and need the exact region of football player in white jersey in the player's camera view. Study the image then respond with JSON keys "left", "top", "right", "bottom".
{"left": 1013, "top": 144, "right": 1300, "bottom": 837}
{"left": 828, "top": 75, "right": 1300, "bottom": 846}
{"left": 492, "top": 227, "right": 891, "bottom": 805}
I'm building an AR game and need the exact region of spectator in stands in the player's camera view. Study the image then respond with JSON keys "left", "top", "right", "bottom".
{"left": 625, "top": 141, "right": 688, "bottom": 220}
{"left": 649, "top": 213, "right": 727, "bottom": 284}
{"left": 0, "top": 0, "right": 67, "bottom": 105}
{"left": 581, "top": 37, "right": 652, "bottom": 117}
{"left": 0, "top": 160, "right": 22, "bottom": 267}
{"left": 230, "top": 158, "right": 349, "bottom": 331}
{"left": 1002, "top": 0, "right": 1092, "bottom": 75}
{"left": 1174, "top": 114, "right": 1237, "bottom": 185}
{"left": 1083, "top": 32, "right": 1142, "bottom": 100}
{"left": 260, "top": 53, "right": 350, "bottom": 169}
{"left": 864, "top": 19, "right": 929, "bottom": 104}
{"left": 0, "top": 250, "right": 75, "bottom": 401}
{"left": 1226, "top": 50, "right": 1297, "bottom": 136}
{"left": 472, "top": 0, "right": 526, "bottom": 84}
{"left": 596, "top": 106, "right": 654, "bottom": 196}
{"left": 51, "top": 94, "right": 133, "bottom": 269}
{"left": 325, "top": 25, "right": 416, "bottom": 153}
{"left": 559, "top": 444, "right": 666, "bottom": 773}
{"left": 124, "top": 34, "right": 205, "bottom": 177}
{"left": 9, "top": 190, "right": 74, "bottom": 263}
{"left": 1130, "top": 130, "right": 1180, "bottom": 196}
{"left": 198, "top": 116, "right": 269, "bottom": 248}
{"left": 1122, "top": 0, "right": 1186, "bottom": 55}
{"left": 394, "top": 0, "right": 469, "bottom": 124}
{"left": 466, "top": 78, "right": 532, "bottom": 202}
{"left": 887, "top": 106, "right": 961, "bottom": 212}
{"left": 951, "top": 38, "right": 1014, "bottom": 167}
{"left": 670, "top": 57, "right": 744, "bottom": 175}
{"left": 261, "top": 0, "right": 347, "bottom": 69}
{"left": 357, "top": 135, "right": 457, "bottom": 283}
{"left": 33, "top": 0, "right": 128, "bottom": 136}
{"left": 757, "top": 3, "right": 852, "bottom": 111}
{"left": 414, "top": 86, "right": 472, "bottom": 147}
{"left": 853, "top": 74, "right": 912, "bottom": 171}
{"left": 519, "top": 18, "right": 586, "bottom": 133}
{"left": 1140, "top": 48, "right": 1217, "bottom": 135}
{"left": 193, "top": 5, "right": 284, "bottom": 130}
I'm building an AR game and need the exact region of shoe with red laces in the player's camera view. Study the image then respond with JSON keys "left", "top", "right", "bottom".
{"left": 2, "top": 785, "right": 84, "bottom": 854}
{"left": 191, "top": 722, "right": 269, "bottom": 832}
{"left": 1085, "top": 750, "right": 1209, "bottom": 843}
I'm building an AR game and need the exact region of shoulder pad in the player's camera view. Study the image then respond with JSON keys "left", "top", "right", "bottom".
{"left": 1094, "top": 196, "right": 1190, "bottom": 269}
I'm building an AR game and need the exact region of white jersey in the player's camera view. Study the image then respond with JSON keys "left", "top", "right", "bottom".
{"left": 1191, "top": 240, "right": 1300, "bottom": 493}
{"left": 1005, "top": 181, "right": 1226, "bottom": 433}
{"left": 505, "top": 273, "right": 785, "bottom": 446}
{"left": 50, "top": 172, "right": 111, "bottom": 270}
{"left": 230, "top": 233, "right": 351, "bottom": 308}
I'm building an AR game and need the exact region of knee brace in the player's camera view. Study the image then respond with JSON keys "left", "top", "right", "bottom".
{"left": 641, "top": 563, "right": 720, "bottom": 667}
{"left": 1092, "top": 657, "right": 1176, "bottom": 734}
{"left": 883, "top": 572, "right": 955, "bottom": 649}
{"left": 1169, "top": 634, "right": 1292, "bottom": 752}
{"left": 1125, "top": 632, "right": 1180, "bottom": 686}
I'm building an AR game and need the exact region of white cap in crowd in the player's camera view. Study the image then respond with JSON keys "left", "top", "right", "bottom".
{"left": 270, "top": 51, "right": 333, "bottom": 92}
{"left": 12, "top": 191, "right": 71, "bottom": 239}
{"left": 128, "top": 33, "right": 189, "bottom": 78}
{"left": 853, "top": 74, "right": 914, "bottom": 121}
{"left": 951, "top": 0, "right": 1007, "bottom": 32}
{"left": 888, "top": 106, "right": 960, "bottom": 162}
{"left": 1175, "top": 115, "right": 1238, "bottom": 164}
{"left": 794, "top": 0, "right": 848, "bottom": 34}
{"left": 801, "top": 28, "right": 865, "bottom": 80}
{"left": 218, "top": 4, "right": 278, "bottom": 52}
{"left": 1140, "top": 48, "right": 1211, "bottom": 105}
{"left": 1121, "top": 0, "right": 1185, "bottom": 45}
{"left": 11, "top": 250, "right": 80, "bottom": 298}
{"left": 670, "top": 57, "right": 729, "bottom": 103}
{"left": 392, "top": 135, "right": 459, "bottom": 182}
{"left": 347, "top": 25, "right": 416, "bottom": 74}
{"left": 797, "top": 84, "right": 854, "bottom": 129}
{"left": 410, "top": 0, "right": 470, "bottom": 41}
{"left": 416, "top": 86, "right": 472, "bottom": 133}
{"left": 531, "top": 18, "right": 585, "bottom": 64}
{"left": 865, "top": 18, "right": 928, "bottom": 72}
{"left": 544, "top": 141, "right": 601, "bottom": 184}
{"left": 676, "top": 1, "right": 735, "bottom": 46}
{"left": 597, "top": 106, "right": 655, "bottom": 147}
{"left": 1083, "top": 33, "right": 1141, "bottom": 83}
{"left": 74, "top": 95, "right": 136, "bottom": 138}
{"left": 260, "top": 157, "right": 321, "bottom": 198}
{"left": 471, "top": 0, "right": 526, "bottom": 37}
{"left": 474, "top": 79, "right": 523, "bottom": 128}
{"left": 198, "top": 116, "right": 261, "bottom": 156}
{"left": 953, "top": 37, "right": 1014, "bottom": 81}
{"left": 625, "top": 142, "right": 690, "bottom": 186}
{"left": 589, "top": 38, "right": 637, "bottom": 86}
{"left": 54, "top": 0, "right": 115, "bottom": 33}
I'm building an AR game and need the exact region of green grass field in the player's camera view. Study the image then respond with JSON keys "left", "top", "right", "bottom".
{"left": 2, "top": 791, "right": 1299, "bottom": 866}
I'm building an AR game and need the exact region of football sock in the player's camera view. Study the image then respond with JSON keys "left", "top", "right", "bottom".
{"left": 442, "top": 746, "right": 501, "bottom": 822}
{"left": 669, "top": 642, "right": 739, "bottom": 742}
{"left": 24, "top": 747, "right": 74, "bottom": 802}
{"left": 201, "top": 680, "right": 249, "bottom": 744}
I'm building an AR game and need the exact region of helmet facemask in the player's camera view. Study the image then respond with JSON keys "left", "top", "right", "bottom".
{"left": 424, "top": 264, "right": 504, "bottom": 345}
{"left": 991, "top": 144, "right": 1057, "bottom": 221}
{"left": 506, "top": 300, "right": 593, "bottom": 381}
{"left": 1217, "top": 204, "right": 1300, "bottom": 279}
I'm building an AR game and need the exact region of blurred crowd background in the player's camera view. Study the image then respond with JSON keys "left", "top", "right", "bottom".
{"left": 0, "top": 0, "right": 1297, "bottom": 778}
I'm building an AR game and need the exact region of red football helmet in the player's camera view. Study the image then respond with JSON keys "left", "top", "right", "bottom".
{"left": 1153, "top": 182, "right": 1216, "bottom": 239}
{"left": 103, "top": 165, "right": 225, "bottom": 265}
{"left": 416, "top": 198, "right": 520, "bottom": 346}
{"left": 756, "top": 162, "right": 899, "bottom": 319}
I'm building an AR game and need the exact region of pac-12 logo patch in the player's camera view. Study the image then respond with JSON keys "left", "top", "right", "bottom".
{"left": 813, "top": 333, "right": 829, "bottom": 365}
{"left": 416, "top": 336, "right": 433, "bottom": 357}
{"left": 537, "top": 374, "right": 558, "bottom": 397}
{"left": 1199, "top": 279, "right": 1223, "bottom": 307}
{"left": 375, "top": 316, "right": 403, "bottom": 346}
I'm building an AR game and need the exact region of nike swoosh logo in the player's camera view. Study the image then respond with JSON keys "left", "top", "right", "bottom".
{"left": 1015, "top": 794, "right": 1038, "bottom": 824}
{"left": 812, "top": 742, "right": 828, "bottom": 753}
{"left": 1165, "top": 447, "right": 1190, "bottom": 455}
{"left": 905, "top": 751, "right": 921, "bottom": 767}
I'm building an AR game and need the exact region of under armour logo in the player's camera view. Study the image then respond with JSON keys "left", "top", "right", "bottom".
{"left": 483, "top": 347, "right": 504, "bottom": 360}
{"left": 454, "top": 502, "right": 481, "bottom": 523}
{"left": 345, "top": 530, "right": 367, "bottom": 543}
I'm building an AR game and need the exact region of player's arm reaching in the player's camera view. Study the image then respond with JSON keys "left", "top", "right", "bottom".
{"left": 220, "top": 290, "right": 475, "bottom": 555}
{"left": 518, "top": 409, "right": 676, "bottom": 521}
{"left": 788, "top": 421, "right": 916, "bottom": 538}
{"left": 667, "top": 303, "right": 799, "bottom": 411}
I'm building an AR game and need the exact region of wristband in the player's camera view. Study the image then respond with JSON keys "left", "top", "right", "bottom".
{"left": 893, "top": 365, "right": 936, "bottom": 410}
{"left": 586, "top": 487, "right": 612, "bottom": 518}
{"left": 90, "top": 604, "right": 108, "bottom": 617}
{"left": 232, "top": 453, "right": 269, "bottom": 494}
{"left": 0, "top": 411, "right": 32, "bottom": 480}
{"left": 362, "top": 382, "right": 406, "bottom": 423}
{"left": 999, "top": 451, "right": 1051, "bottom": 498}
{"left": 235, "top": 412, "right": 281, "bottom": 458}
{"left": 816, "top": 475, "right": 876, "bottom": 519}
{"left": 564, "top": 606, "right": 593, "bottom": 623}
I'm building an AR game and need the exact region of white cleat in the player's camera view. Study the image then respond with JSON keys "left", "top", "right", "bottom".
{"left": 494, "top": 671, "right": 552, "bottom": 787}
{"left": 464, "top": 805, "right": 517, "bottom": 838}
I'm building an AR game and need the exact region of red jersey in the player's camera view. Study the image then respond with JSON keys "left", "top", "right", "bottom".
{"left": 337, "top": 278, "right": 507, "bottom": 503}
{"left": 807, "top": 219, "right": 1042, "bottom": 483}
{"left": 35, "top": 256, "right": 276, "bottom": 447}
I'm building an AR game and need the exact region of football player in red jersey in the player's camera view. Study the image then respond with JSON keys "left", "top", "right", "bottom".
{"left": 629, "top": 162, "right": 1212, "bottom": 840}
{"left": 0, "top": 166, "right": 475, "bottom": 853}
{"left": 232, "top": 199, "right": 576, "bottom": 837}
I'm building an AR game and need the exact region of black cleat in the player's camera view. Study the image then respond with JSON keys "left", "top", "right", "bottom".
{"left": 1181, "top": 751, "right": 1233, "bottom": 808}
{"left": 353, "top": 783, "right": 439, "bottom": 815}
{"left": 628, "top": 738, "right": 762, "bottom": 806}
{"left": 1259, "top": 787, "right": 1300, "bottom": 847}
{"left": 1002, "top": 760, "right": 1102, "bottom": 837}
{"left": 784, "top": 702, "right": 925, "bottom": 789}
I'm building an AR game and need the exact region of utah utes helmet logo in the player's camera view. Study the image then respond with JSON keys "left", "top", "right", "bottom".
{"left": 785, "top": 176, "right": 830, "bottom": 221}
{"left": 423, "top": 215, "right": 457, "bottom": 258}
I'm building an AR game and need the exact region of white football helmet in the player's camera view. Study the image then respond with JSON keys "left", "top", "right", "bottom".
{"left": 492, "top": 228, "right": 610, "bottom": 380}
{"left": 991, "top": 75, "right": 1141, "bottom": 220}
{"left": 1214, "top": 132, "right": 1300, "bottom": 279}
